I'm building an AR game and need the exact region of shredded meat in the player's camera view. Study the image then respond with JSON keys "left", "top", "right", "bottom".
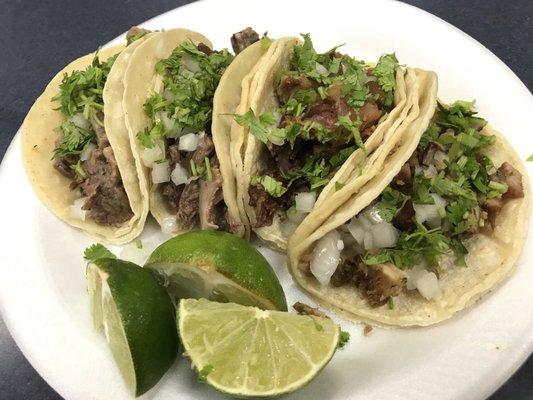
{"left": 481, "top": 197, "right": 503, "bottom": 228}
{"left": 161, "top": 182, "right": 184, "bottom": 214}
{"left": 293, "top": 302, "right": 329, "bottom": 318}
{"left": 230, "top": 27, "right": 260, "bottom": 54}
{"left": 80, "top": 147, "right": 133, "bottom": 225}
{"left": 353, "top": 262, "right": 407, "bottom": 307}
{"left": 248, "top": 184, "right": 286, "bottom": 228}
{"left": 175, "top": 180, "right": 200, "bottom": 229}
{"left": 303, "top": 97, "right": 351, "bottom": 133}
{"left": 89, "top": 112, "right": 109, "bottom": 148}
{"left": 199, "top": 158, "right": 230, "bottom": 231}
{"left": 277, "top": 76, "right": 315, "bottom": 102}
{"left": 53, "top": 154, "right": 78, "bottom": 180}
{"left": 391, "top": 162, "right": 412, "bottom": 191}
{"left": 191, "top": 134, "right": 215, "bottom": 165}
{"left": 393, "top": 200, "right": 416, "bottom": 231}
{"left": 496, "top": 162, "right": 524, "bottom": 199}
{"left": 167, "top": 144, "right": 181, "bottom": 169}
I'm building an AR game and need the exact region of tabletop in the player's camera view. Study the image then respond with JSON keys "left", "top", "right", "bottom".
{"left": 0, "top": 0, "right": 532, "bottom": 399}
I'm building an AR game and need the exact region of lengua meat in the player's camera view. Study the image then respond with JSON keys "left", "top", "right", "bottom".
{"left": 175, "top": 180, "right": 200, "bottom": 230}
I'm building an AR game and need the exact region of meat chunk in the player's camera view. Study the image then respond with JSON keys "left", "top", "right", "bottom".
{"left": 303, "top": 97, "right": 351, "bottom": 134}
{"left": 359, "top": 101, "right": 383, "bottom": 132}
{"left": 89, "top": 112, "right": 109, "bottom": 148}
{"left": 167, "top": 144, "right": 181, "bottom": 168}
{"left": 197, "top": 43, "right": 213, "bottom": 55}
{"left": 391, "top": 162, "right": 412, "bottom": 190}
{"left": 421, "top": 141, "right": 445, "bottom": 168}
{"left": 293, "top": 302, "right": 328, "bottom": 318}
{"left": 248, "top": 185, "right": 283, "bottom": 228}
{"left": 191, "top": 134, "right": 215, "bottom": 165}
{"left": 353, "top": 262, "right": 407, "bottom": 307}
{"left": 175, "top": 180, "right": 200, "bottom": 230}
{"left": 161, "top": 182, "right": 184, "bottom": 214}
{"left": 80, "top": 147, "right": 133, "bottom": 225}
{"left": 277, "top": 75, "right": 315, "bottom": 102}
{"left": 481, "top": 197, "right": 503, "bottom": 228}
{"left": 497, "top": 162, "right": 524, "bottom": 199}
{"left": 392, "top": 200, "right": 416, "bottom": 231}
{"left": 330, "top": 258, "right": 356, "bottom": 287}
{"left": 230, "top": 27, "right": 260, "bottom": 54}
{"left": 199, "top": 158, "right": 228, "bottom": 231}
{"left": 53, "top": 154, "right": 78, "bottom": 180}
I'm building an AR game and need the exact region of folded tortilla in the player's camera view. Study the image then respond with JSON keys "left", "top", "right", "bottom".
{"left": 232, "top": 38, "right": 422, "bottom": 251}
{"left": 123, "top": 29, "right": 269, "bottom": 237}
{"left": 287, "top": 82, "right": 531, "bottom": 326}
{"left": 22, "top": 42, "right": 150, "bottom": 244}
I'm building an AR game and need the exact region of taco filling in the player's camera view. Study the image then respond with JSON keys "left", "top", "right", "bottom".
{"left": 235, "top": 35, "right": 400, "bottom": 232}
{"left": 52, "top": 52, "right": 133, "bottom": 225}
{"left": 305, "top": 101, "right": 524, "bottom": 307}
{"left": 136, "top": 28, "right": 260, "bottom": 233}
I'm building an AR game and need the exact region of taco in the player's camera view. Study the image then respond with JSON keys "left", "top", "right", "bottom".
{"left": 288, "top": 98, "right": 529, "bottom": 327}
{"left": 231, "top": 34, "right": 428, "bottom": 251}
{"left": 123, "top": 27, "right": 267, "bottom": 237}
{"left": 21, "top": 30, "right": 153, "bottom": 244}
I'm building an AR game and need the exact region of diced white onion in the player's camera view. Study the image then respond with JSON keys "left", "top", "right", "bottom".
{"left": 346, "top": 218, "right": 366, "bottom": 245}
{"left": 151, "top": 160, "right": 170, "bottom": 184}
{"left": 280, "top": 220, "right": 299, "bottom": 237}
{"left": 158, "top": 111, "right": 181, "bottom": 138}
{"left": 163, "top": 89, "right": 175, "bottom": 101}
{"left": 369, "top": 222, "right": 399, "bottom": 248}
{"left": 161, "top": 216, "right": 178, "bottom": 234}
{"left": 363, "top": 231, "right": 374, "bottom": 250}
{"left": 337, "top": 240, "right": 344, "bottom": 251}
{"left": 423, "top": 165, "right": 437, "bottom": 178}
{"left": 178, "top": 133, "right": 199, "bottom": 152}
{"left": 70, "top": 197, "right": 87, "bottom": 221}
{"left": 361, "top": 204, "right": 385, "bottom": 224}
{"left": 406, "top": 266, "right": 441, "bottom": 300}
{"left": 310, "top": 230, "right": 342, "bottom": 285}
{"left": 80, "top": 143, "right": 96, "bottom": 161}
{"left": 183, "top": 56, "right": 201, "bottom": 73}
{"left": 315, "top": 62, "right": 328, "bottom": 75}
{"left": 414, "top": 194, "right": 447, "bottom": 228}
{"left": 140, "top": 140, "right": 165, "bottom": 167}
{"left": 170, "top": 164, "right": 189, "bottom": 186}
{"left": 287, "top": 207, "right": 306, "bottom": 224}
{"left": 295, "top": 192, "right": 316, "bottom": 213}
{"left": 69, "top": 113, "right": 90, "bottom": 130}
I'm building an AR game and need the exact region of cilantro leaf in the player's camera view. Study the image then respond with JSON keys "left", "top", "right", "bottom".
{"left": 377, "top": 187, "right": 409, "bottom": 222}
{"left": 372, "top": 53, "right": 399, "bottom": 92}
{"left": 84, "top": 244, "right": 116, "bottom": 263}
{"left": 251, "top": 175, "right": 287, "bottom": 198}
{"left": 234, "top": 109, "right": 286, "bottom": 145}
{"left": 337, "top": 115, "right": 365, "bottom": 152}
{"left": 338, "top": 331, "right": 350, "bottom": 349}
{"left": 53, "top": 121, "right": 96, "bottom": 159}
{"left": 197, "top": 364, "right": 214, "bottom": 382}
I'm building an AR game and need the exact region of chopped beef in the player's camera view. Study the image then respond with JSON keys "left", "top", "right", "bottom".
{"left": 353, "top": 262, "right": 407, "bottom": 307}
{"left": 391, "top": 162, "right": 412, "bottom": 190}
{"left": 191, "top": 134, "right": 215, "bottom": 165}
{"left": 277, "top": 75, "right": 315, "bottom": 102}
{"left": 89, "top": 112, "right": 109, "bottom": 148}
{"left": 126, "top": 26, "right": 150, "bottom": 43}
{"left": 496, "top": 162, "right": 524, "bottom": 199}
{"left": 199, "top": 158, "right": 227, "bottom": 230}
{"left": 167, "top": 144, "right": 181, "bottom": 168}
{"left": 197, "top": 43, "right": 213, "bottom": 55}
{"left": 175, "top": 180, "right": 200, "bottom": 229}
{"left": 367, "top": 80, "right": 388, "bottom": 107}
{"left": 53, "top": 154, "right": 78, "bottom": 180}
{"left": 268, "top": 140, "right": 314, "bottom": 175}
{"left": 161, "top": 182, "right": 184, "bottom": 214}
{"left": 421, "top": 141, "right": 445, "bottom": 167}
{"left": 359, "top": 101, "right": 383, "bottom": 132}
{"left": 330, "top": 258, "right": 356, "bottom": 287}
{"left": 465, "top": 206, "right": 486, "bottom": 234}
{"left": 293, "top": 302, "right": 329, "bottom": 318}
{"left": 481, "top": 197, "right": 503, "bottom": 228}
{"left": 80, "top": 147, "right": 133, "bottom": 225}
{"left": 230, "top": 27, "right": 260, "bottom": 54}
{"left": 303, "top": 97, "right": 351, "bottom": 134}
{"left": 248, "top": 184, "right": 286, "bottom": 228}
{"left": 393, "top": 200, "right": 416, "bottom": 231}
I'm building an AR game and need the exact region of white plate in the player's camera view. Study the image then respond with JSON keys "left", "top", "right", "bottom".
{"left": 1, "top": 0, "right": 532, "bottom": 399}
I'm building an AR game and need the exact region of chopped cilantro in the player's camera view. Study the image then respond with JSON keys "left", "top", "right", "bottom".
{"left": 204, "top": 157, "right": 213, "bottom": 181}
{"left": 234, "top": 109, "right": 286, "bottom": 145}
{"left": 337, "top": 115, "right": 365, "bottom": 152}
{"left": 387, "top": 298, "right": 394, "bottom": 310}
{"left": 197, "top": 364, "right": 214, "bottom": 382}
{"left": 377, "top": 187, "right": 409, "bottom": 222}
{"left": 126, "top": 31, "right": 148, "bottom": 45}
{"left": 84, "top": 244, "right": 116, "bottom": 263}
{"left": 372, "top": 53, "right": 399, "bottom": 92}
{"left": 70, "top": 160, "right": 86, "bottom": 179}
{"left": 135, "top": 240, "right": 143, "bottom": 249}
{"left": 338, "top": 331, "right": 350, "bottom": 349}
{"left": 53, "top": 121, "right": 96, "bottom": 159}
{"left": 251, "top": 175, "right": 287, "bottom": 198}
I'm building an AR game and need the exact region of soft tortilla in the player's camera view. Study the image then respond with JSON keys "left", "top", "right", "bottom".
{"left": 21, "top": 44, "right": 148, "bottom": 244}
{"left": 287, "top": 84, "right": 531, "bottom": 327}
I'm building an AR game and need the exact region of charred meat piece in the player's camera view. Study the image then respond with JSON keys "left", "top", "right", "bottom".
{"left": 421, "top": 141, "right": 445, "bottom": 168}
{"left": 53, "top": 154, "right": 78, "bottom": 180}
{"left": 303, "top": 97, "right": 351, "bottom": 134}
{"left": 495, "top": 162, "right": 524, "bottom": 199}
{"left": 277, "top": 75, "right": 315, "bottom": 102}
{"left": 80, "top": 147, "right": 133, "bottom": 225}
{"left": 353, "top": 262, "right": 407, "bottom": 307}
{"left": 367, "top": 80, "right": 388, "bottom": 107}
{"left": 330, "top": 258, "right": 356, "bottom": 287}
{"left": 230, "top": 27, "right": 260, "bottom": 54}
{"left": 359, "top": 101, "right": 383, "bottom": 132}
{"left": 167, "top": 143, "right": 181, "bottom": 169}
{"left": 175, "top": 180, "right": 200, "bottom": 230}
{"left": 481, "top": 197, "right": 503, "bottom": 228}
{"left": 191, "top": 134, "right": 215, "bottom": 165}
{"left": 293, "top": 302, "right": 329, "bottom": 318}
{"left": 392, "top": 200, "right": 416, "bottom": 231}
{"left": 161, "top": 182, "right": 184, "bottom": 214}
{"left": 197, "top": 42, "right": 213, "bottom": 55}
{"left": 248, "top": 185, "right": 284, "bottom": 228}
{"left": 391, "top": 162, "right": 412, "bottom": 191}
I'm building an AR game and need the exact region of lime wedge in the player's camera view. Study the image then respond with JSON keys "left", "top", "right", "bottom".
{"left": 145, "top": 230, "right": 287, "bottom": 311}
{"left": 87, "top": 258, "right": 178, "bottom": 396}
{"left": 178, "top": 298, "right": 340, "bottom": 397}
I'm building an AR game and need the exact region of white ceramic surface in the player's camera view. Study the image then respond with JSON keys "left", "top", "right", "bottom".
{"left": 1, "top": 0, "right": 532, "bottom": 399}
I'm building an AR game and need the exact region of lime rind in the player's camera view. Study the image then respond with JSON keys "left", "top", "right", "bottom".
{"left": 178, "top": 299, "right": 340, "bottom": 397}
